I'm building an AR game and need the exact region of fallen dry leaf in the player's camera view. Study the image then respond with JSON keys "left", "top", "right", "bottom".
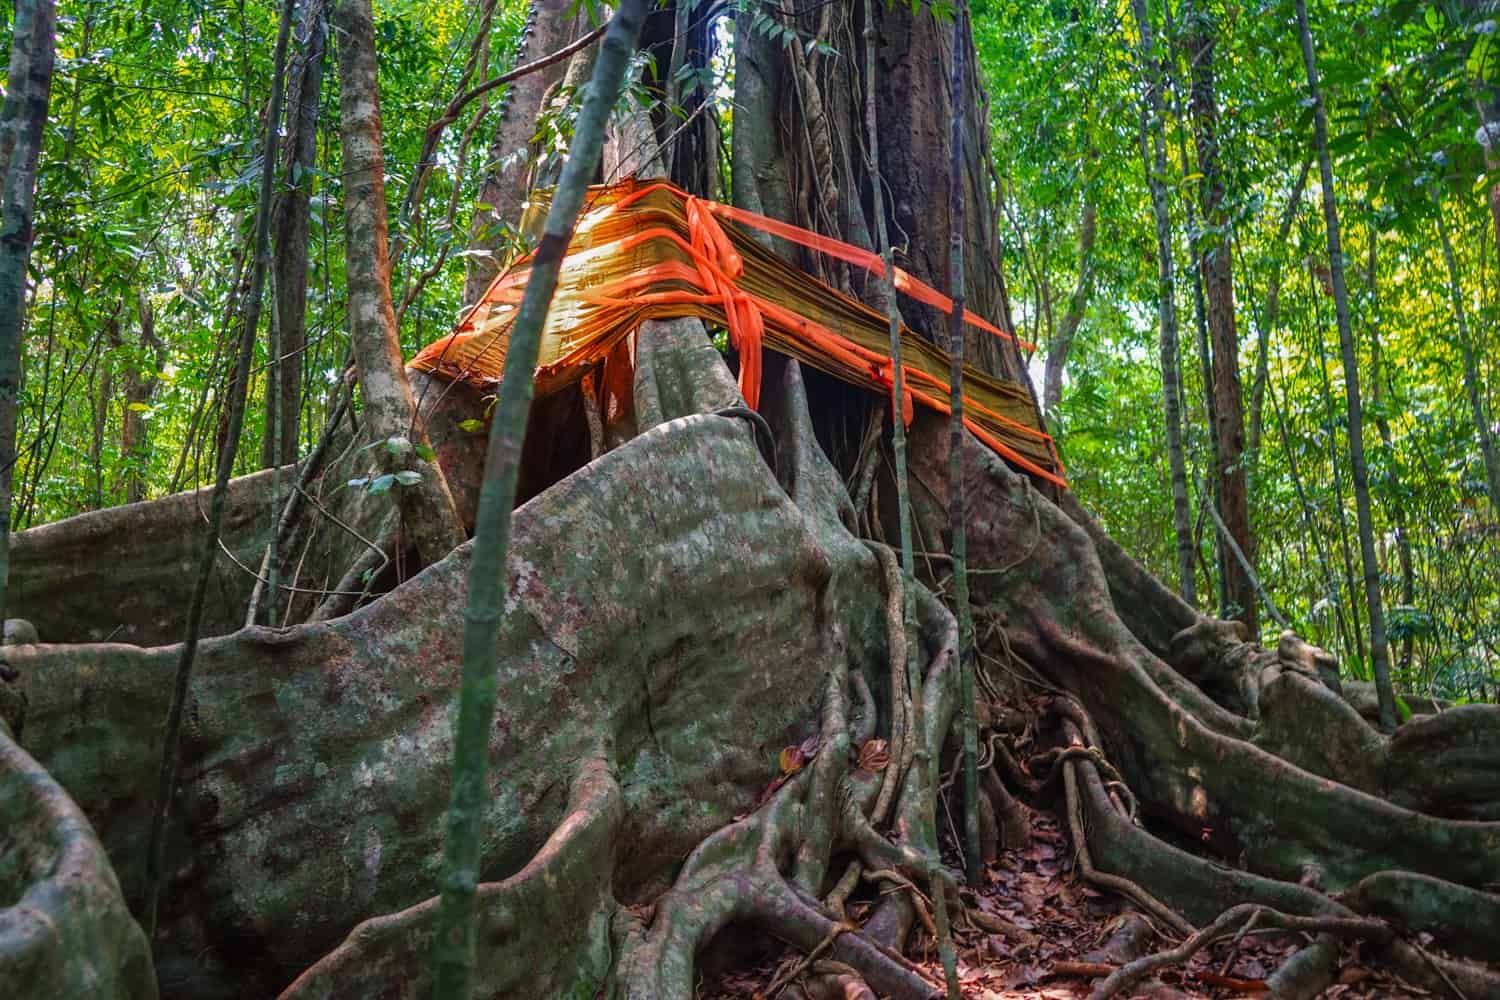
{"left": 857, "top": 738, "right": 890, "bottom": 772}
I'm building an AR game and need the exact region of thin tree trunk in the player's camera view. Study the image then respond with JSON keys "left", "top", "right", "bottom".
{"left": 121, "top": 291, "right": 167, "bottom": 504}
{"left": 858, "top": 12, "right": 959, "bottom": 996}
{"left": 1041, "top": 188, "right": 1097, "bottom": 412}
{"left": 863, "top": 0, "right": 916, "bottom": 642}
{"left": 1296, "top": 0, "right": 1395, "bottom": 729}
{"left": 947, "top": 0, "right": 983, "bottom": 901}
{"left": 1132, "top": 0, "right": 1197, "bottom": 605}
{"left": 463, "top": 0, "right": 585, "bottom": 305}
{"left": 1183, "top": 0, "right": 1255, "bottom": 633}
{"left": 144, "top": 0, "right": 296, "bottom": 934}
{"left": 1248, "top": 159, "right": 1310, "bottom": 462}
{"left": 1305, "top": 262, "right": 1365, "bottom": 659}
{"left": 262, "top": 0, "right": 326, "bottom": 469}
{"left": 1269, "top": 366, "right": 1354, "bottom": 655}
{"left": 1165, "top": 0, "right": 1223, "bottom": 610}
{"left": 0, "top": 0, "right": 56, "bottom": 624}
{"left": 1365, "top": 219, "right": 1415, "bottom": 671}
{"left": 90, "top": 314, "right": 120, "bottom": 510}
{"left": 1434, "top": 206, "right": 1500, "bottom": 518}
{"left": 335, "top": 0, "right": 465, "bottom": 567}
{"left": 430, "top": 2, "right": 648, "bottom": 995}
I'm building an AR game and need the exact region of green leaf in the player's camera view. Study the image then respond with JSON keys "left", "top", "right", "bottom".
{"left": 367, "top": 474, "right": 396, "bottom": 496}
{"left": 415, "top": 442, "right": 436, "bottom": 462}
{"left": 393, "top": 470, "right": 423, "bottom": 486}
{"left": 459, "top": 418, "right": 485, "bottom": 433}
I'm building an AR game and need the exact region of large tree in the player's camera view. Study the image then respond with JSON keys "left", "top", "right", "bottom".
{"left": 2, "top": 4, "right": 1499, "bottom": 1000}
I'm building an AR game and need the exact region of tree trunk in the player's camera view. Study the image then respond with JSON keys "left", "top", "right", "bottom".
{"left": 1434, "top": 205, "right": 1500, "bottom": 518}
{"left": 463, "top": 0, "right": 587, "bottom": 306}
{"left": 432, "top": 4, "right": 649, "bottom": 993}
{"left": 1247, "top": 159, "right": 1310, "bottom": 463}
{"left": 869, "top": 0, "right": 1009, "bottom": 377}
{"left": 120, "top": 292, "right": 167, "bottom": 505}
{"left": 0, "top": 0, "right": 56, "bottom": 623}
{"left": 1164, "top": 0, "right": 1223, "bottom": 609}
{"left": 946, "top": 0, "right": 983, "bottom": 899}
{"left": 1296, "top": 0, "right": 1396, "bottom": 730}
{"left": 11, "top": 6, "right": 1500, "bottom": 1000}
{"left": 335, "top": 0, "right": 465, "bottom": 568}
{"left": 1305, "top": 264, "right": 1365, "bottom": 660}
{"left": 263, "top": 0, "right": 327, "bottom": 469}
{"left": 1365, "top": 219, "right": 1415, "bottom": 671}
{"left": 1183, "top": 0, "right": 1256, "bottom": 633}
{"left": 91, "top": 313, "right": 120, "bottom": 510}
{"left": 1132, "top": 0, "right": 1197, "bottom": 606}
{"left": 1041, "top": 188, "right": 1097, "bottom": 413}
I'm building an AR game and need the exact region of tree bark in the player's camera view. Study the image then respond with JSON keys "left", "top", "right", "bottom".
{"left": 263, "top": 0, "right": 327, "bottom": 469}
{"left": 1296, "top": 0, "right": 1396, "bottom": 730}
{"left": 0, "top": 0, "right": 56, "bottom": 624}
{"left": 335, "top": 0, "right": 465, "bottom": 568}
{"left": 1183, "top": 0, "right": 1256, "bottom": 633}
{"left": 463, "top": 0, "right": 587, "bottom": 306}
{"left": 1132, "top": 0, "right": 1197, "bottom": 606}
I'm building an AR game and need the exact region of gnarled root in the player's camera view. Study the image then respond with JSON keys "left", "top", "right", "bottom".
{"left": 0, "top": 726, "right": 155, "bottom": 999}
{"left": 280, "top": 755, "right": 623, "bottom": 999}
{"left": 905, "top": 412, "right": 1500, "bottom": 994}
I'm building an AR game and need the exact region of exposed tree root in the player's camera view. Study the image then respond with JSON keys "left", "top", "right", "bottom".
{"left": 0, "top": 724, "right": 155, "bottom": 999}
{"left": 901, "top": 413, "right": 1500, "bottom": 997}
{"left": 6, "top": 313, "right": 1500, "bottom": 999}
{"left": 1089, "top": 903, "right": 1389, "bottom": 1000}
{"left": 280, "top": 755, "right": 623, "bottom": 999}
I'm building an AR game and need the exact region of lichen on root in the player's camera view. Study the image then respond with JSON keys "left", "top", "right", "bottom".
{"left": 4, "top": 316, "right": 1500, "bottom": 998}
{"left": 905, "top": 413, "right": 1500, "bottom": 995}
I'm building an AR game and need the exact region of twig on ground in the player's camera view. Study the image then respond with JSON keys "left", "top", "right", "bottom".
{"left": 1088, "top": 902, "right": 1390, "bottom": 1000}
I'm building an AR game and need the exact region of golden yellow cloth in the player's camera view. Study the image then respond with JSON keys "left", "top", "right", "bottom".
{"left": 412, "top": 180, "right": 1064, "bottom": 487}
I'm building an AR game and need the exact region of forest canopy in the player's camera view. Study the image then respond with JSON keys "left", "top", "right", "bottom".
{"left": 1, "top": 0, "right": 1498, "bottom": 997}
{"left": 9, "top": 0, "right": 1495, "bottom": 698}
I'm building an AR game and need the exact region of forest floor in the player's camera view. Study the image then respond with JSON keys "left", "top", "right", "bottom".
{"left": 700, "top": 800, "right": 1446, "bottom": 1000}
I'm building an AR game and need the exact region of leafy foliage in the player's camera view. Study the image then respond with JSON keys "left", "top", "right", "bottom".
{"left": 2, "top": 0, "right": 1495, "bottom": 699}
{"left": 976, "top": 0, "right": 1498, "bottom": 698}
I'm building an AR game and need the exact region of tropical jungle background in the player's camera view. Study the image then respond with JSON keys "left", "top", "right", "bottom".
{"left": 11, "top": 0, "right": 1495, "bottom": 700}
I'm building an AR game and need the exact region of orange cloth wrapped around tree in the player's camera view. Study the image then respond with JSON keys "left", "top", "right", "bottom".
{"left": 411, "top": 179, "right": 1065, "bottom": 488}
